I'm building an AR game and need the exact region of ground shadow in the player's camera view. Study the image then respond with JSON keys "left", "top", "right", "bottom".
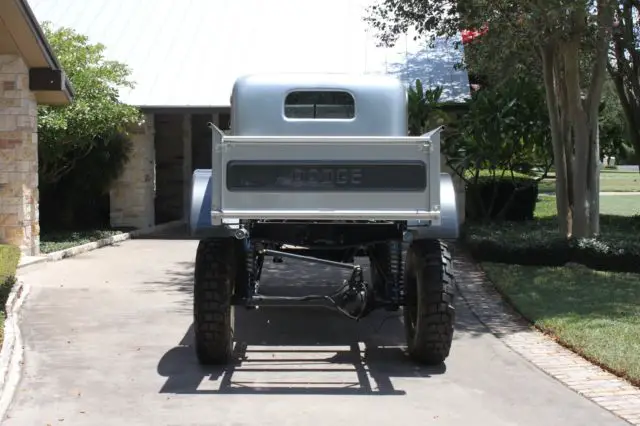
{"left": 131, "top": 223, "right": 195, "bottom": 240}
{"left": 155, "top": 255, "right": 458, "bottom": 396}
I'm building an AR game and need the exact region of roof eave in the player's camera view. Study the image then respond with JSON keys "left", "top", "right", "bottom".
{"left": 14, "top": 0, "right": 75, "bottom": 102}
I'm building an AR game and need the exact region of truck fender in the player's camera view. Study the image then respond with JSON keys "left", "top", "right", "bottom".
{"left": 190, "top": 170, "right": 460, "bottom": 240}
{"left": 407, "top": 173, "right": 460, "bottom": 240}
{"left": 189, "top": 169, "right": 238, "bottom": 238}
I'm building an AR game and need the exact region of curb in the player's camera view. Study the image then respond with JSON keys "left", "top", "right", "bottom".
{"left": 0, "top": 278, "right": 29, "bottom": 421}
{"left": 18, "top": 220, "right": 185, "bottom": 270}
{"left": 453, "top": 248, "right": 640, "bottom": 426}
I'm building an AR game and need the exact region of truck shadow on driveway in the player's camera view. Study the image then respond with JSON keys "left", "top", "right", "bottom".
{"left": 156, "top": 258, "right": 450, "bottom": 396}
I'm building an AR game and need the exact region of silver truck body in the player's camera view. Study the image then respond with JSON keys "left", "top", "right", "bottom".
{"left": 189, "top": 73, "right": 459, "bottom": 240}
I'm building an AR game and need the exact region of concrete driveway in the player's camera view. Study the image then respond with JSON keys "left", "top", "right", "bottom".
{"left": 3, "top": 229, "right": 627, "bottom": 425}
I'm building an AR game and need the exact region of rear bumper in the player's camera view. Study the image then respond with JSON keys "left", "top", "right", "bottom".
{"left": 211, "top": 209, "right": 441, "bottom": 224}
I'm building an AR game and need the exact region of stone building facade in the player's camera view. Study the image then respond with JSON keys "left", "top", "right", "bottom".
{"left": 109, "top": 110, "right": 229, "bottom": 230}
{"left": 109, "top": 114, "right": 156, "bottom": 229}
{"left": 0, "top": 55, "right": 39, "bottom": 255}
{"left": 0, "top": 0, "right": 73, "bottom": 256}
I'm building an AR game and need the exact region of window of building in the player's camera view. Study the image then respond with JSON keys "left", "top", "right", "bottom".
{"left": 284, "top": 90, "right": 355, "bottom": 119}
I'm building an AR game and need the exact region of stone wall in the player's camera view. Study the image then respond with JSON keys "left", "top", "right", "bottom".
{"left": 109, "top": 114, "right": 155, "bottom": 229}
{"left": 0, "top": 55, "right": 39, "bottom": 256}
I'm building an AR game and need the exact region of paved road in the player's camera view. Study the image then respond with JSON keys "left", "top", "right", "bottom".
{"left": 4, "top": 230, "right": 627, "bottom": 426}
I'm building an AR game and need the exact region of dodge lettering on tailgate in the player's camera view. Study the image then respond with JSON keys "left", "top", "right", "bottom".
{"left": 226, "top": 161, "right": 427, "bottom": 191}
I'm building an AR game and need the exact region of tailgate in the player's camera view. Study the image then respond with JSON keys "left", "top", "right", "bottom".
{"left": 210, "top": 125, "right": 443, "bottom": 224}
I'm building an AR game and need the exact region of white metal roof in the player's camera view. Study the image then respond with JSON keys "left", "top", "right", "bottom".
{"left": 27, "top": 0, "right": 470, "bottom": 107}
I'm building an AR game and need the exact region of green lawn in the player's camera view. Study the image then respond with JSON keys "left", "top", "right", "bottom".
{"left": 471, "top": 191, "right": 640, "bottom": 385}
{"left": 537, "top": 194, "right": 640, "bottom": 217}
{"left": 600, "top": 195, "right": 640, "bottom": 216}
{"left": 482, "top": 262, "right": 640, "bottom": 386}
{"left": 40, "top": 229, "right": 124, "bottom": 254}
{"left": 538, "top": 169, "right": 640, "bottom": 193}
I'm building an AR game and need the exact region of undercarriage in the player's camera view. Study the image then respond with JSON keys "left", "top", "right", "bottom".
{"left": 235, "top": 220, "right": 407, "bottom": 318}
{"left": 193, "top": 220, "right": 456, "bottom": 367}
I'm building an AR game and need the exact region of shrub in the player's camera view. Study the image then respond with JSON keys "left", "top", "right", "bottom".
{"left": 0, "top": 245, "right": 20, "bottom": 284}
{"left": 464, "top": 215, "right": 640, "bottom": 273}
{"left": 442, "top": 72, "right": 552, "bottom": 223}
{"left": 570, "top": 237, "right": 640, "bottom": 273}
{"left": 38, "top": 24, "right": 141, "bottom": 231}
{"left": 465, "top": 173, "right": 539, "bottom": 222}
{"left": 40, "top": 131, "right": 132, "bottom": 230}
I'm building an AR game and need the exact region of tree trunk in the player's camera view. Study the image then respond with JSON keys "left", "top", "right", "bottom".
{"left": 584, "top": 0, "right": 614, "bottom": 235}
{"left": 609, "top": 1, "right": 640, "bottom": 170}
{"left": 589, "top": 122, "right": 600, "bottom": 235}
{"left": 609, "top": 69, "right": 640, "bottom": 170}
{"left": 541, "top": 43, "right": 572, "bottom": 237}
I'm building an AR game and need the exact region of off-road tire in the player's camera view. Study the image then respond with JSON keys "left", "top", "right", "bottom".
{"left": 193, "top": 237, "right": 246, "bottom": 365}
{"left": 403, "top": 239, "right": 455, "bottom": 365}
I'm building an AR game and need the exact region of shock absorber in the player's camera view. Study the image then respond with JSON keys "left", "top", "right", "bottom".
{"left": 389, "top": 241, "right": 405, "bottom": 305}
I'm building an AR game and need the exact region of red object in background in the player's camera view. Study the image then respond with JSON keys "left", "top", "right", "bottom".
{"left": 461, "top": 25, "right": 488, "bottom": 44}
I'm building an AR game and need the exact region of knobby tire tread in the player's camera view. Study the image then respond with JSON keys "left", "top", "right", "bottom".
{"left": 404, "top": 239, "right": 455, "bottom": 365}
{"left": 194, "top": 238, "right": 244, "bottom": 365}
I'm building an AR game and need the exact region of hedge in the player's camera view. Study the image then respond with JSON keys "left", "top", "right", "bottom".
{"left": 464, "top": 215, "right": 640, "bottom": 273}
{"left": 463, "top": 170, "right": 540, "bottom": 222}
{"left": 0, "top": 244, "right": 20, "bottom": 284}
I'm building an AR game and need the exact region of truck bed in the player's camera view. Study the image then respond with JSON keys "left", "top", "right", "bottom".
{"left": 206, "top": 125, "right": 444, "bottom": 225}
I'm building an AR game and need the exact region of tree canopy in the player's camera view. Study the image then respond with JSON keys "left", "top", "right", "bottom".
{"left": 37, "top": 22, "right": 142, "bottom": 185}
{"left": 366, "top": 0, "right": 617, "bottom": 238}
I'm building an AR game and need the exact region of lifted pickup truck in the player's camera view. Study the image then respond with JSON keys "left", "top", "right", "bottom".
{"left": 189, "top": 73, "right": 460, "bottom": 366}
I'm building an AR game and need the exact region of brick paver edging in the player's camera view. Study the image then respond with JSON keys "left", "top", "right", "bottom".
{"left": 452, "top": 248, "right": 640, "bottom": 425}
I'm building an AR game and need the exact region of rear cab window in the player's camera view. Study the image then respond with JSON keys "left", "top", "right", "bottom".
{"left": 284, "top": 90, "right": 355, "bottom": 119}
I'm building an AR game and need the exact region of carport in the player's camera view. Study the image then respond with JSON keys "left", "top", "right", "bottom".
{"left": 0, "top": 0, "right": 73, "bottom": 256}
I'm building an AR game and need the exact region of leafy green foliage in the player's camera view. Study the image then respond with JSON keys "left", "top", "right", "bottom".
{"left": 465, "top": 212, "right": 640, "bottom": 273}
{"left": 37, "top": 23, "right": 142, "bottom": 230}
{"left": 438, "top": 73, "right": 552, "bottom": 222}
{"left": 38, "top": 23, "right": 141, "bottom": 185}
{"left": 0, "top": 244, "right": 19, "bottom": 344}
{"left": 39, "top": 132, "right": 133, "bottom": 230}
{"left": 0, "top": 245, "right": 20, "bottom": 284}
{"left": 39, "top": 229, "right": 125, "bottom": 254}
{"left": 608, "top": 1, "right": 640, "bottom": 169}
{"left": 407, "top": 80, "right": 445, "bottom": 135}
{"left": 366, "top": 0, "right": 617, "bottom": 239}
{"left": 599, "top": 77, "right": 630, "bottom": 162}
{"left": 465, "top": 177, "right": 540, "bottom": 222}
{"left": 444, "top": 73, "right": 552, "bottom": 177}
{"left": 364, "top": 0, "right": 565, "bottom": 82}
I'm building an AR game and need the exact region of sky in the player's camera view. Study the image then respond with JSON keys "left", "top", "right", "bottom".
{"left": 28, "top": 0, "right": 470, "bottom": 107}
